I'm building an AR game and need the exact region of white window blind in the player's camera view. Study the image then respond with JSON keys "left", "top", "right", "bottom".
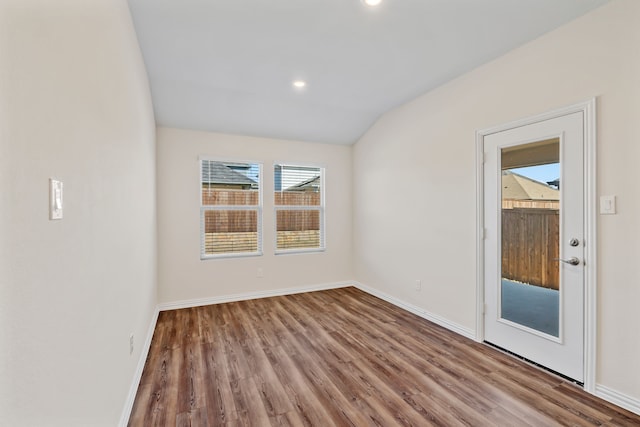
{"left": 274, "top": 164, "right": 325, "bottom": 253}
{"left": 200, "top": 160, "right": 262, "bottom": 258}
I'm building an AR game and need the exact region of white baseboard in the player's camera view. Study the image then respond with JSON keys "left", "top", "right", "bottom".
{"left": 157, "top": 281, "right": 353, "bottom": 311}
{"left": 118, "top": 306, "right": 160, "bottom": 427}
{"left": 596, "top": 384, "right": 640, "bottom": 416}
{"left": 353, "top": 281, "right": 476, "bottom": 341}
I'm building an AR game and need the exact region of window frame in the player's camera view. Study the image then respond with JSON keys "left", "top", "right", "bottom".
{"left": 200, "top": 157, "right": 263, "bottom": 260}
{"left": 273, "top": 162, "right": 326, "bottom": 255}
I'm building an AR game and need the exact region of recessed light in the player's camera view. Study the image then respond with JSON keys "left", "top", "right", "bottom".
{"left": 292, "top": 80, "right": 306, "bottom": 89}
{"left": 362, "top": 0, "right": 382, "bottom": 6}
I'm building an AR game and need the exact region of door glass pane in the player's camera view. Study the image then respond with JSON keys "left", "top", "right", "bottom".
{"left": 500, "top": 139, "right": 560, "bottom": 337}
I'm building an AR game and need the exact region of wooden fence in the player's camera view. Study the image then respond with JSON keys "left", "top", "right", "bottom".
{"left": 202, "top": 189, "right": 319, "bottom": 233}
{"left": 202, "top": 189, "right": 258, "bottom": 205}
{"left": 501, "top": 208, "right": 560, "bottom": 290}
{"left": 502, "top": 199, "right": 559, "bottom": 210}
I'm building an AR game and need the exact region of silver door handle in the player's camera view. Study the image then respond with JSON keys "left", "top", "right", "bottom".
{"left": 554, "top": 257, "right": 580, "bottom": 266}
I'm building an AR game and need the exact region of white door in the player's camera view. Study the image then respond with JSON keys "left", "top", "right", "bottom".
{"left": 483, "top": 111, "right": 584, "bottom": 382}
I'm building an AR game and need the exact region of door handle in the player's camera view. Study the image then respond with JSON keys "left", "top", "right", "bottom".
{"left": 554, "top": 257, "right": 580, "bottom": 266}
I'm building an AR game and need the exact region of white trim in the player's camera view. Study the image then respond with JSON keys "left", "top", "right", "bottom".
{"left": 596, "top": 384, "right": 640, "bottom": 416}
{"left": 118, "top": 307, "right": 160, "bottom": 427}
{"left": 200, "top": 250, "right": 264, "bottom": 260}
{"left": 158, "top": 281, "right": 352, "bottom": 311}
{"left": 354, "top": 282, "right": 476, "bottom": 340}
{"left": 582, "top": 98, "right": 598, "bottom": 394}
{"left": 475, "top": 98, "right": 597, "bottom": 392}
{"left": 475, "top": 132, "right": 485, "bottom": 343}
{"left": 478, "top": 100, "right": 596, "bottom": 136}
{"left": 275, "top": 247, "right": 326, "bottom": 256}
{"left": 198, "top": 155, "right": 264, "bottom": 165}
{"left": 273, "top": 160, "right": 328, "bottom": 169}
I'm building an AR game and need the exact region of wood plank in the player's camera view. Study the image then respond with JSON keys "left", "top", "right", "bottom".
{"left": 176, "top": 343, "right": 207, "bottom": 415}
{"left": 241, "top": 338, "right": 294, "bottom": 417}
{"left": 175, "top": 407, "right": 208, "bottom": 427}
{"left": 231, "top": 377, "right": 273, "bottom": 426}
{"left": 266, "top": 344, "right": 338, "bottom": 426}
{"left": 201, "top": 342, "right": 238, "bottom": 424}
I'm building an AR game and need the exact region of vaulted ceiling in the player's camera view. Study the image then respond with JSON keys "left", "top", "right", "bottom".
{"left": 127, "top": 0, "right": 608, "bottom": 145}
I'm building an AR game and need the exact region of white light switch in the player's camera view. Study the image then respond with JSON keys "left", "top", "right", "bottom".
{"left": 599, "top": 195, "right": 616, "bottom": 215}
{"left": 50, "top": 178, "right": 63, "bottom": 220}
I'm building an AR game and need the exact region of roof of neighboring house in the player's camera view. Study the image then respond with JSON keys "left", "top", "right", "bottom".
{"left": 202, "top": 161, "right": 256, "bottom": 186}
{"left": 546, "top": 178, "right": 560, "bottom": 188}
{"left": 286, "top": 175, "right": 320, "bottom": 191}
{"left": 502, "top": 170, "right": 559, "bottom": 201}
{"left": 222, "top": 162, "right": 250, "bottom": 169}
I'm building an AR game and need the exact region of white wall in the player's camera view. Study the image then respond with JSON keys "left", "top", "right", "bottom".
{"left": 157, "top": 128, "right": 352, "bottom": 303}
{"left": 353, "top": 0, "right": 640, "bottom": 403}
{"left": 0, "top": 1, "right": 157, "bottom": 425}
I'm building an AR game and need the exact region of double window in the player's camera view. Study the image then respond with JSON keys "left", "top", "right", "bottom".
{"left": 199, "top": 159, "right": 324, "bottom": 258}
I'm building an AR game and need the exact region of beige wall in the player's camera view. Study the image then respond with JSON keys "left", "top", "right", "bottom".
{"left": 0, "top": 1, "right": 157, "bottom": 425}
{"left": 157, "top": 128, "right": 352, "bottom": 303}
{"left": 2, "top": 0, "right": 638, "bottom": 423}
{"left": 353, "top": 0, "right": 639, "bottom": 402}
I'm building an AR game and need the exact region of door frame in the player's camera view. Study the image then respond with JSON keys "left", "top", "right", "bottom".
{"left": 475, "top": 98, "right": 597, "bottom": 393}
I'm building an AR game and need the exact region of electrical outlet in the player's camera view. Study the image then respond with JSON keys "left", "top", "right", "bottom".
{"left": 257, "top": 268, "right": 264, "bottom": 278}
{"left": 415, "top": 280, "right": 421, "bottom": 291}
{"left": 129, "top": 333, "right": 134, "bottom": 355}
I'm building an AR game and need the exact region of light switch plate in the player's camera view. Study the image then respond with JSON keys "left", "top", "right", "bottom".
{"left": 50, "top": 178, "right": 63, "bottom": 220}
{"left": 599, "top": 195, "right": 616, "bottom": 215}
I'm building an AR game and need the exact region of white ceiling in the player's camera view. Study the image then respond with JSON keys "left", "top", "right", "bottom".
{"left": 127, "top": 0, "right": 608, "bottom": 145}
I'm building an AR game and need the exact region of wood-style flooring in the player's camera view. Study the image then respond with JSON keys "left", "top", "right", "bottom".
{"left": 128, "top": 287, "right": 640, "bottom": 426}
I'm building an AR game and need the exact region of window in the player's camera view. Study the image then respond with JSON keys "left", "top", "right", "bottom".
{"left": 200, "top": 159, "right": 262, "bottom": 258}
{"left": 274, "top": 164, "right": 325, "bottom": 253}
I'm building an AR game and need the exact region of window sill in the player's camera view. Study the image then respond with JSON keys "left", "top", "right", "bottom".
{"left": 275, "top": 248, "right": 326, "bottom": 256}
{"left": 201, "top": 251, "right": 263, "bottom": 260}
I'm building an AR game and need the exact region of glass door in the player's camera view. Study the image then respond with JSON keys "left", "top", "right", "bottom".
{"left": 500, "top": 139, "right": 560, "bottom": 338}
{"left": 483, "top": 112, "right": 584, "bottom": 382}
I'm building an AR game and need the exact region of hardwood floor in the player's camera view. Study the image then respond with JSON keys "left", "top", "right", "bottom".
{"left": 129, "top": 287, "right": 639, "bottom": 426}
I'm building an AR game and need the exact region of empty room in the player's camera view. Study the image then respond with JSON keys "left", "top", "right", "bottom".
{"left": 2, "top": 0, "right": 640, "bottom": 426}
